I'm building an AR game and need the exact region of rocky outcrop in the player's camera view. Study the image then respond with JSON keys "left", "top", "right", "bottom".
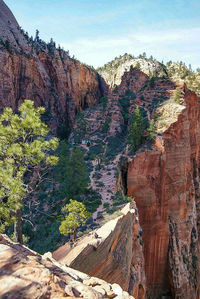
{"left": 0, "top": 49, "right": 103, "bottom": 133}
{"left": 0, "top": 0, "right": 30, "bottom": 52}
{"left": 0, "top": 234, "right": 135, "bottom": 298}
{"left": 98, "top": 54, "right": 167, "bottom": 88}
{"left": 127, "top": 85, "right": 200, "bottom": 298}
{"left": 0, "top": 0, "right": 106, "bottom": 134}
{"left": 53, "top": 203, "right": 146, "bottom": 299}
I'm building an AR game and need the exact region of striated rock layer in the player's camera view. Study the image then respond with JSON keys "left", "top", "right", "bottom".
{"left": 0, "top": 234, "right": 135, "bottom": 299}
{"left": 0, "top": 49, "right": 104, "bottom": 133}
{"left": 53, "top": 203, "right": 146, "bottom": 299}
{"left": 0, "top": 0, "right": 107, "bottom": 134}
{"left": 127, "top": 85, "right": 200, "bottom": 298}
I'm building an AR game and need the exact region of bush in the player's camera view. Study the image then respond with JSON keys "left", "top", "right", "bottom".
{"left": 105, "top": 135, "right": 124, "bottom": 159}
{"left": 149, "top": 77, "right": 156, "bottom": 88}
{"left": 103, "top": 202, "right": 110, "bottom": 209}
{"left": 173, "top": 88, "right": 183, "bottom": 104}
{"left": 82, "top": 189, "right": 102, "bottom": 213}
{"left": 102, "top": 117, "right": 111, "bottom": 134}
{"left": 100, "top": 96, "right": 108, "bottom": 108}
{"left": 112, "top": 191, "right": 132, "bottom": 206}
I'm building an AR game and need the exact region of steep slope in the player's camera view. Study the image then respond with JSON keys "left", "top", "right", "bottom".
{"left": 0, "top": 234, "right": 135, "bottom": 298}
{"left": 0, "top": 0, "right": 107, "bottom": 134}
{"left": 69, "top": 67, "right": 177, "bottom": 221}
{"left": 0, "top": 0, "right": 29, "bottom": 52}
{"left": 62, "top": 67, "right": 200, "bottom": 299}
{"left": 53, "top": 203, "right": 146, "bottom": 299}
{"left": 127, "top": 86, "right": 200, "bottom": 298}
{"left": 97, "top": 54, "right": 167, "bottom": 88}
{"left": 166, "top": 61, "right": 200, "bottom": 96}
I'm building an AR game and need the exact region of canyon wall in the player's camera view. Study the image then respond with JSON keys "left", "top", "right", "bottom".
{"left": 53, "top": 203, "right": 146, "bottom": 299}
{"left": 127, "top": 86, "right": 200, "bottom": 298}
{"left": 0, "top": 49, "right": 104, "bottom": 133}
{"left": 0, "top": 0, "right": 107, "bottom": 134}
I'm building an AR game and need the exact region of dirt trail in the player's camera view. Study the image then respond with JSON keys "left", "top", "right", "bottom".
{"left": 92, "top": 153, "right": 121, "bottom": 220}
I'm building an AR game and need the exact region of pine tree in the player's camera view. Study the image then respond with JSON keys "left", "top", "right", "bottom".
{"left": 128, "top": 106, "right": 143, "bottom": 151}
{"left": 59, "top": 199, "right": 90, "bottom": 240}
{"left": 0, "top": 100, "right": 59, "bottom": 243}
{"left": 148, "top": 119, "right": 157, "bottom": 140}
{"left": 62, "top": 146, "right": 89, "bottom": 201}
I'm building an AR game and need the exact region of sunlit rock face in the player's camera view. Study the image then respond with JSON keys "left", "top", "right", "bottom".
{"left": 128, "top": 86, "right": 200, "bottom": 298}
{"left": 0, "top": 234, "right": 136, "bottom": 298}
{"left": 98, "top": 54, "right": 167, "bottom": 88}
{"left": 0, "top": 0, "right": 107, "bottom": 134}
{"left": 53, "top": 203, "right": 146, "bottom": 299}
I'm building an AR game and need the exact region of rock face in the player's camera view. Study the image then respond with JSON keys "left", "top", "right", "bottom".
{"left": 0, "top": 234, "right": 135, "bottom": 299}
{"left": 0, "top": 0, "right": 29, "bottom": 52}
{"left": 53, "top": 203, "right": 146, "bottom": 299}
{"left": 127, "top": 86, "right": 200, "bottom": 298}
{"left": 0, "top": 0, "right": 107, "bottom": 134}
{"left": 98, "top": 54, "right": 167, "bottom": 88}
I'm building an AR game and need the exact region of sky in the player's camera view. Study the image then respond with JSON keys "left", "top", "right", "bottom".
{"left": 4, "top": 0, "right": 200, "bottom": 69}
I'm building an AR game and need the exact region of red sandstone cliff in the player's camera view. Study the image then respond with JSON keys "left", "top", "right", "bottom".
{"left": 0, "top": 0, "right": 107, "bottom": 134}
{"left": 127, "top": 85, "right": 200, "bottom": 298}
{"left": 53, "top": 203, "right": 146, "bottom": 299}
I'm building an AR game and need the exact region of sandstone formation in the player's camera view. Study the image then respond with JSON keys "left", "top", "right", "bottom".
{"left": 0, "top": 0, "right": 107, "bottom": 134}
{"left": 53, "top": 203, "right": 146, "bottom": 299}
{"left": 1, "top": 1, "right": 200, "bottom": 299}
{"left": 65, "top": 67, "right": 200, "bottom": 299}
{"left": 0, "top": 0, "right": 30, "bottom": 52}
{"left": 127, "top": 85, "right": 200, "bottom": 298}
{"left": 98, "top": 54, "right": 167, "bottom": 88}
{"left": 0, "top": 234, "right": 135, "bottom": 298}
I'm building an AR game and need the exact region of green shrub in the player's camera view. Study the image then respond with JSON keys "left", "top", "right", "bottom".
{"left": 103, "top": 202, "right": 110, "bottom": 209}
{"left": 102, "top": 117, "right": 111, "bottom": 134}
{"left": 100, "top": 96, "right": 108, "bottom": 108}
{"left": 128, "top": 106, "right": 144, "bottom": 151}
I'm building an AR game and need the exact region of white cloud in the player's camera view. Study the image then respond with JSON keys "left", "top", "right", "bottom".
{"left": 61, "top": 27, "right": 200, "bottom": 69}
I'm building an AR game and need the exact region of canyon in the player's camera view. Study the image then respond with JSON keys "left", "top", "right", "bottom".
{"left": 0, "top": 0, "right": 200, "bottom": 299}
{"left": 0, "top": 0, "right": 107, "bottom": 134}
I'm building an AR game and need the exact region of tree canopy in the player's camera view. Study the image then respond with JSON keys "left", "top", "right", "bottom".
{"left": 59, "top": 146, "right": 89, "bottom": 201}
{"left": 128, "top": 106, "right": 144, "bottom": 151}
{"left": 59, "top": 199, "right": 90, "bottom": 240}
{"left": 0, "top": 100, "right": 59, "bottom": 242}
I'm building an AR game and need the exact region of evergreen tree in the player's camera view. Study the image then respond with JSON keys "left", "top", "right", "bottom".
{"left": 128, "top": 106, "right": 143, "bottom": 151}
{"left": 0, "top": 100, "right": 59, "bottom": 243}
{"left": 59, "top": 199, "right": 90, "bottom": 240}
{"left": 142, "top": 52, "right": 146, "bottom": 58}
{"left": 35, "top": 29, "right": 39, "bottom": 42}
{"left": 61, "top": 146, "right": 89, "bottom": 201}
{"left": 148, "top": 118, "right": 157, "bottom": 140}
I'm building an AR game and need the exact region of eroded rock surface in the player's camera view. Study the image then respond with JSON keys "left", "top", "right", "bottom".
{"left": 127, "top": 86, "right": 200, "bottom": 298}
{"left": 0, "top": 234, "right": 135, "bottom": 299}
{"left": 53, "top": 203, "right": 146, "bottom": 299}
{"left": 0, "top": 0, "right": 107, "bottom": 134}
{"left": 98, "top": 54, "right": 167, "bottom": 88}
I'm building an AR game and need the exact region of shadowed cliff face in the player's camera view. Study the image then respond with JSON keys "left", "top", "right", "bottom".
{"left": 0, "top": 0, "right": 108, "bottom": 134}
{"left": 0, "top": 49, "right": 105, "bottom": 134}
{"left": 127, "top": 86, "right": 200, "bottom": 298}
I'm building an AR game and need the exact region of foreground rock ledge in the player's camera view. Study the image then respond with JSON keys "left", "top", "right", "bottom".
{"left": 53, "top": 203, "right": 146, "bottom": 299}
{"left": 0, "top": 234, "right": 134, "bottom": 299}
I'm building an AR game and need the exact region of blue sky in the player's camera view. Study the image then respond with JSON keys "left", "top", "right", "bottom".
{"left": 4, "top": 0, "right": 200, "bottom": 69}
